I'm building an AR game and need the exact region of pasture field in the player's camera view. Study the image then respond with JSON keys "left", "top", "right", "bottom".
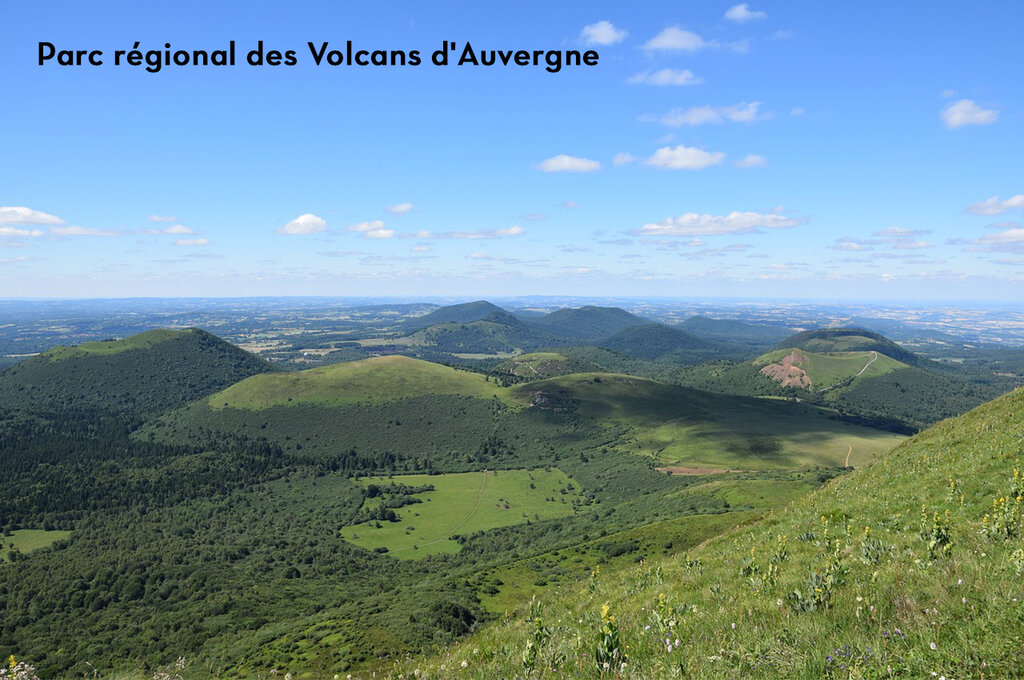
{"left": 340, "top": 469, "right": 586, "bottom": 558}
{"left": 1, "top": 529, "right": 71, "bottom": 562}
{"left": 209, "top": 355, "right": 515, "bottom": 409}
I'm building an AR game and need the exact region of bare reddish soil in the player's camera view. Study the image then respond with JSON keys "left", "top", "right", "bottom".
{"left": 759, "top": 349, "right": 811, "bottom": 389}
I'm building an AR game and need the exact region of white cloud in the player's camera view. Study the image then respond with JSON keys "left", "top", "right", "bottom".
{"left": 580, "top": 20, "right": 627, "bottom": 46}
{"left": 411, "top": 245, "right": 432, "bottom": 252}
{"left": 613, "top": 152, "right": 637, "bottom": 166}
{"left": 148, "top": 214, "right": 177, "bottom": 223}
{"left": 0, "top": 206, "right": 65, "bottom": 225}
{"left": 278, "top": 213, "right": 327, "bottom": 235}
{"left": 642, "top": 27, "right": 707, "bottom": 52}
{"left": 536, "top": 154, "right": 601, "bottom": 173}
{"left": 175, "top": 238, "right": 210, "bottom": 246}
{"left": 790, "top": 106, "right": 805, "bottom": 116}
{"left": 645, "top": 145, "right": 726, "bottom": 170}
{"left": 50, "top": 226, "right": 120, "bottom": 237}
{"left": 163, "top": 224, "right": 193, "bottom": 234}
{"left": 0, "top": 256, "right": 37, "bottom": 264}
{"left": 724, "top": 3, "right": 767, "bottom": 22}
{"left": 364, "top": 228, "right": 395, "bottom": 239}
{"left": 940, "top": 89, "right": 957, "bottom": 99}
{"left": 771, "top": 29, "right": 794, "bottom": 40}
{"left": 443, "top": 226, "right": 526, "bottom": 240}
{"left": 0, "top": 226, "right": 44, "bottom": 238}
{"left": 386, "top": 202, "right": 415, "bottom": 214}
{"left": 941, "top": 99, "right": 998, "bottom": 129}
{"left": 734, "top": 154, "right": 768, "bottom": 169}
{"left": 649, "top": 102, "right": 766, "bottom": 127}
{"left": 523, "top": 213, "right": 548, "bottom": 221}
{"left": 965, "top": 195, "right": 1024, "bottom": 216}
{"left": 976, "top": 228, "right": 1024, "bottom": 245}
{"left": 636, "top": 211, "right": 799, "bottom": 236}
{"left": 626, "top": 68, "right": 701, "bottom": 86}
{"left": 348, "top": 220, "right": 386, "bottom": 233}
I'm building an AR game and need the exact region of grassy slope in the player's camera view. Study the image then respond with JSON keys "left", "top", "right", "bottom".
{"left": 497, "top": 352, "right": 600, "bottom": 380}
{"left": 43, "top": 329, "right": 184, "bottom": 361}
{"left": 515, "top": 373, "right": 903, "bottom": 469}
{"left": 405, "top": 387, "right": 1024, "bottom": 679}
{"left": 209, "top": 355, "right": 514, "bottom": 409}
{"left": 340, "top": 470, "right": 585, "bottom": 558}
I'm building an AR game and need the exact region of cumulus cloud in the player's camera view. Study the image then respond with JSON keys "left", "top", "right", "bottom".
{"left": 50, "top": 226, "right": 121, "bottom": 237}
{"left": 647, "top": 102, "right": 766, "bottom": 127}
{"left": 941, "top": 99, "right": 998, "bottom": 129}
{"left": 175, "top": 238, "right": 210, "bottom": 246}
{"left": 364, "top": 228, "right": 395, "bottom": 239}
{"left": 581, "top": 20, "right": 627, "bottom": 46}
{"left": 386, "top": 202, "right": 415, "bottom": 214}
{"left": 536, "top": 154, "right": 601, "bottom": 173}
{"left": 348, "top": 220, "right": 386, "bottom": 233}
{"left": 0, "top": 226, "right": 44, "bottom": 238}
{"left": 645, "top": 145, "right": 726, "bottom": 170}
{"left": 643, "top": 27, "right": 707, "bottom": 52}
{"left": 635, "top": 211, "right": 799, "bottom": 236}
{"left": 724, "top": 3, "right": 767, "bottom": 22}
{"left": 613, "top": 152, "right": 637, "bottom": 166}
{"left": 0, "top": 206, "right": 64, "bottom": 225}
{"left": 148, "top": 214, "right": 177, "bottom": 223}
{"left": 163, "top": 224, "right": 193, "bottom": 234}
{"left": 626, "top": 68, "right": 702, "bottom": 86}
{"left": 278, "top": 213, "right": 327, "bottom": 235}
{"left": 734, "top": 154, "right": 768, "bottom": 168}
{"left": 965, "top": 195, "right": 1024, "bottom": 216}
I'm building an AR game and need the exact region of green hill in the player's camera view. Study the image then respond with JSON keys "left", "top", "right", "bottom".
{"left": 0, "top": 328, "right": 271, "bottom": 413}
{"left": 208, "top": 354, "right": 511, "bottom": 408}
{"left": 778, "top": 327, "right": 925, "bottom": 367}
{"left": 496, "top": 352, "right": 600, "bottom": 380}
{"left": 679, "top": 316, "right": 793, "bottom": 350}
{"left": 404, "top": 315, "right": 565, "bottom": 355}
{"left": 404, "top": 385, "right": 1024, "bottom": 679}
{"left": 404, "top": 300, "right": 507, "bottom": 330}
{"left": 530, "top": 306, "right": 649, "bottom": 341}
{"left": 598, "top": 324, "right": 725, "bottom": 360}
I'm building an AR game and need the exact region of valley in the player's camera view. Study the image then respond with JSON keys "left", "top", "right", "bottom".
{"left": 0, "top": 298, "right": 1021, "bottom": 678}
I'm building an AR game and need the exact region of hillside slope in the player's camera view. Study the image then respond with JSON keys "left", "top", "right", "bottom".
{"left": 530, "top": 306, "right": 649, "bottom": 340}
{"left": 407, "top": 385, "right": 1024, "bottom": 678}
{"left": 0, "top": 329, "right": 271, "bottom": 413}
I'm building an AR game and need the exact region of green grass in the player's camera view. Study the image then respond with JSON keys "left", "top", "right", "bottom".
{"left": 340, "top": 469, "right": 586, "bottom": 558}
{"left": 755, "top": 348, "right": 906, "bottom": 390}
{"left": 515, "top": 373, "right": 904, "bottom": 470}
{"left": 44, "top": 329, "right": 187, "bottom": 361}
{"left": 1, "top": 529, "right": 71, "bottom": 562}
{"left": 209, "top": 355, "right": 515, "bottom": 409}
{"left": 499, "top": 352, "right": 596, "bottom": 380}
{"left": 400, "top": 385, "right": 1024, "bottom": 679}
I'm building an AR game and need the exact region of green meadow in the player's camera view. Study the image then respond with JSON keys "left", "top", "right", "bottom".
{"left": 44, "top": 329, "right": 185, "bottom": 361}
{"left": 755, "top": 348, "right": 905, "bottom": 390}
{"left": 340, "top": 469, "right": 586, "bottom": 558}
{"left": 1, "top": 529, "right": 71, "bottom": 562}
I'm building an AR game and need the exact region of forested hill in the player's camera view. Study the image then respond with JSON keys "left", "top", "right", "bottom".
{"left": 0, "top": 328, "right": 271, "bottom": 413}
{"left": 777, "top": 327, "right": 926, "bottom": 367}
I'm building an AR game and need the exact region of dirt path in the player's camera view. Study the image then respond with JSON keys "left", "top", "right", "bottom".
{"left": 853, "top": 351, "right": 879, "bottom": 378}
{"left": 391, "top": 471, "right": 491, "bottom": 553}
{"left": 844, "top": 443, "right": 853, "bottom": 468}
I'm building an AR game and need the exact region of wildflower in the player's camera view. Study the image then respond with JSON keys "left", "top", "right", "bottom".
{"left": 930, "top": 642, "right": 937, "bottom": 650}
{"left": 461, "top": 660, "right": 468, "bottom": 668}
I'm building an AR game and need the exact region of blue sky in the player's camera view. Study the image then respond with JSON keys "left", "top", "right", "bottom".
{"left": 1, "top": 1, "right": 1022, "bottom": 300}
